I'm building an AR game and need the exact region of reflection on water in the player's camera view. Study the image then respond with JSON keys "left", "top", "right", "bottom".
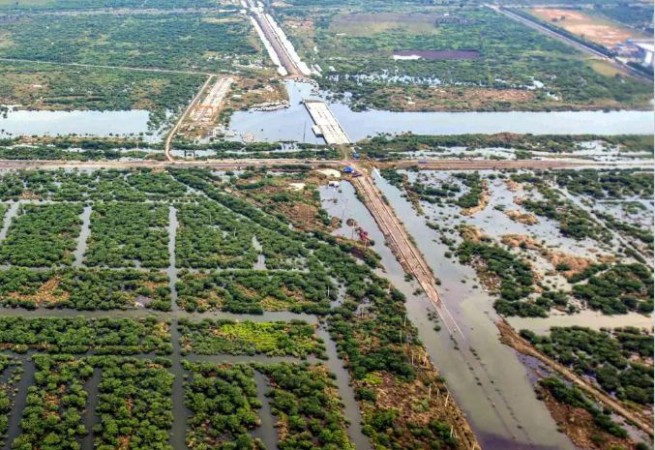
{"left": 0, "top": 109, "right": 156, "bottom": 141}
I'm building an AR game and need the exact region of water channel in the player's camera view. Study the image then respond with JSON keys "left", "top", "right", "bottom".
{"left": 0, "top": 109, "right": 157, "bottom": 140}
{"left": 319, "top": 180, "right": 575, "bottom": 449}
{"left": 229, "top": 81, "right": 654, "bottom": 142}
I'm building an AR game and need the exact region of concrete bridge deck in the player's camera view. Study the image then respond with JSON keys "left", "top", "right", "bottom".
{"left": 303, "top": 99, "right": 351, "bottom": 145}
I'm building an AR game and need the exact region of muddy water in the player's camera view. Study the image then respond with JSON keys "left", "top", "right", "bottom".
{"left": 229, "top": 81, "right": 653, "bottom": 143}
{"left": 168, "top": 206, "right": 179, "bottom": 312}
{"left": 320, "top": 180, "right": 574, "bottom": 449}
{"left": 316, "top": 326, "right": 372, "bottom": 450}
{"left": 0, "top": 202, "right": 19, "bottom": 242}
{"left": 81, "top": 368, "right": 101, "bottom": 450}
{"left": 252, "top": 236, "right": 266, "bottom": 270}
{"left": 73, "top": 205, "right": 92, "bottom": 267}
{"left": 252, "top": 371, "right": 278, "bottom": 449}
{"left": 168, "top": 207, "right": 189, "bottom": 449}
{"left": 3, "top": 358, "right": 34, "bottom": 450}
{"left": 509, "top": 309, "right": 654, "bottom": 334}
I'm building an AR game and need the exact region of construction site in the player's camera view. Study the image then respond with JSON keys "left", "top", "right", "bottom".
{"left": 303, "top": 99, "right": 351, "bottom": 145}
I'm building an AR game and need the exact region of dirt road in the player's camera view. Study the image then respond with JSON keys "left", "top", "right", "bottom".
{"left": 164, "top": 75, "right": 214, "bottom": 162}
{"left": 352, "top": 171, "right": 463, "bottom": 336}
{"left": 498, "top": 320, "right": 654, "bottom": 437}
{"left": 0, "top": 157, "right": 644, "bottom": 171}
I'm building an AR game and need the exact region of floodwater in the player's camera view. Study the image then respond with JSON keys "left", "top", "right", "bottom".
{"left": 252, "top": 371, "right": 278, "bottom": 449}
{"left": 320, "top": 180, "right": 575, "bottom": 449}
{"left": 332, "top": 106, "right": 655, "bottom": 140}
{"left": 3, "top": 359, "right": 34, "bottom": 450}
{"left": 229, "top": 81, "right": 654, "bottom": 143}
{"left": 0, "top": 109, "right": 157, "bottom": 140}
{"left": 509, "top": 309, "right": 654, "bottom": 334}
{"left": 228, "top": 81, "right": 325, "bottom": 144}
{"left": 73, "top": 205, "right": 92, "bottom": 267}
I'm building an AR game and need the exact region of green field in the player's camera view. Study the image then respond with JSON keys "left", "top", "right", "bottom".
{"left": 0, "top": 12, "right": 258, "bottom": 71}
{"left": 280, "top": 5, "right": 652, "bottom": 111}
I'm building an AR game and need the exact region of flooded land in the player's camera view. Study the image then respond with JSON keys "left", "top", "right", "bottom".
{"left": 0, "top": 0, "right": 653, "bottom": 449}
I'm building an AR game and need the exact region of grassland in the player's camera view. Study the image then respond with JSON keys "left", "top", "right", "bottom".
{"left": 279, "top": 5, "right": 652, "bottom": 111}
{"left": 178, "top": 319, "right": 325, "bottom": 358}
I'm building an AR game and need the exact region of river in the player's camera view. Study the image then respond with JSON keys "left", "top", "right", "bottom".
{"left": 229, "top": 81, "right": 654, "bottom": 143}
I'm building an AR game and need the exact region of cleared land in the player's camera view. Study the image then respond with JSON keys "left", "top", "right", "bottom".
{"left": 530, "top": 8, "right": 647, "bottom": 47}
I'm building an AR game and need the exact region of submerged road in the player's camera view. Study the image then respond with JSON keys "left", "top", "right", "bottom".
{"left": 352, "top": 168, "right": 479, "bottom": 449}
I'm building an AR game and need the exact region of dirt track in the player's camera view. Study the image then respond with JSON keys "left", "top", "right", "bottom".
{"left": 351, "top": 170, "right": 479, "bottom": 449}
{"left": 385, "top": 159, "right": 647, "bottom": 170}
{"left": 164, "top": 75, "right": 214, "bottom": 162}
{"left": 498, "top": 320, "right": 654, "bottom": 437}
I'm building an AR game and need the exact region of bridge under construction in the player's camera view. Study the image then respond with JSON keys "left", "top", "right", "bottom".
{"left": 303, "top": 99, "right": 351, "bottom": 145}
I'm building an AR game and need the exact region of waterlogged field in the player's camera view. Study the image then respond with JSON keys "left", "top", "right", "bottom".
{"left": 378, "top": 166, "right": 654, "bottom": 448}
{"left": 0, "top": 167, "right": 479, "bottom": 450}
{"left": 278, "top": 4, "right": 652, "bottom": 111}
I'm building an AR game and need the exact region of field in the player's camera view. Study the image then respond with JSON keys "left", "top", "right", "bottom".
{"left": 0, "top": 167, "right": 480, "bottom": 450}
{"left": 0, "top": 61, "right": 206, "bottom": 120}
{"left": 0, "top": 12, "right": 258, "bottom": 72}
{"left": 0, "top": 5, "right": 268, "bottom": 126}
{"left": 529, "top": 8, "right": 647, "bottom": 47}
{"left": 376, "top": 164, "right": 653, "bottom": 448}
{"left": 279, "top": 5, "right": 652, "bottom": 111}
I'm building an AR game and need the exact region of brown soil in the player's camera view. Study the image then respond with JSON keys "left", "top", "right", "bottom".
{"left": 459, "top": 224, "right": 488, "bottom": 243}
{"left": 505, "top": 209, "right": 538, "bottom": 225}
{"left": 501, "top": 234, "right": 541, "bottom": 249}
{"left": 548, "top": 251, "right": 593, "bottom": 279}
{"left": 8, "top": 276, "right": 69, "bottom": 306}
{"left": 531, "top": 8, "right": 637, "bottom": 47}
{"left": 505, "top": 179, "right": 521, "bottom": 192}
{"left": 225, "top": 76, "right": 288, "bottom": 113}
{"left": 461, "top": 181, "right": 489, "bottom": 216}
{"left": 355, "top": 344, "right": 479, "bottom": 450}
{"left": 501, "top": 234, "right": 593, "bottom": 278}
{"left": 498, "top": 319, "right": 653, "bottom": 438}
{"left": 537, "top": 384, "right": 636, "bottom": 450}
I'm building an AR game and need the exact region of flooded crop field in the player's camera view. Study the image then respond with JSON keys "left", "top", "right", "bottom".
{"left": 2, "top": 0, "right": 653, "bottom": 448}
{"left": 0, "top": 167, "right": 481, "bottom": 450}
{"left": 375, "top": 166, "right": 654, "bottom": 449}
